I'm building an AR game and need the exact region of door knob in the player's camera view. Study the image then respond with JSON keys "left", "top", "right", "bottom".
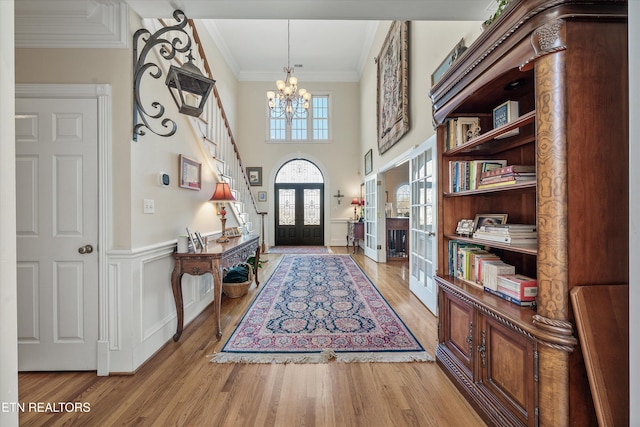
{"left": 78, "top": 244, "right": 94, "bottom": 254}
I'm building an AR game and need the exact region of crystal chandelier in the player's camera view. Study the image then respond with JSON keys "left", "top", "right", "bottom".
{"left": 266, "top": 20, "right": 311, "bottom": 124}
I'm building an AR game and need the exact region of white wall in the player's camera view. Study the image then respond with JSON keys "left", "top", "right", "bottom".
{"left": 359, "top": 21, "right": 483, "bottom": 176}
{"left": 0, "top": 1, "right": 18, "bottom": 425}
{"left": 235, "top": 81, "right": 362, "bottom": 246}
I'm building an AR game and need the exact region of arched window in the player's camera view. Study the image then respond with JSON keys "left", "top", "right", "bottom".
{"left": 396, "top": 184, "right": 410, "bottom": 217}
{"left": 275, "top": 159, "right": 324, "bottom": 183}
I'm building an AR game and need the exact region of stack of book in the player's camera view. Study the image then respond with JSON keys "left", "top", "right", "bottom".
{"left": 449, "top": 159, "right": 506, "bottom": 192}
{"left": 484, "top": 274, "right": 538, "bottom": 306}
{"left": 482, "top": 261, "right": 516, "bottom": 291}
{"left": 473, "top": 223, "right": 537, "bottom": 245}
{"left": 478, "top": 164, "right": 535, "bottom": 189}
{"left": 450, "top": 240, "right": 519, "bottom": 289}
{"left": 444, "top": 117, "right": 480, "bottom": 150}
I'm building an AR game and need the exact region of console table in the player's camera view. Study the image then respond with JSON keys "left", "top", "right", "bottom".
{"left": 347, "top": 221, "right": 364, "bottom": 253}
{"left": 171, "top": 234, "right": 260, "bottom": 341}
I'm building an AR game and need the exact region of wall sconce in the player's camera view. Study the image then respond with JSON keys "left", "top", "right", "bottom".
{"left": 133, "top": 10, "right": 216, "bottom": 141}
{"left": 351, "top": 198, "right": 360, "bottom": 220}
{"left": 210, "top": 182, "right": 236, "bottom": 242}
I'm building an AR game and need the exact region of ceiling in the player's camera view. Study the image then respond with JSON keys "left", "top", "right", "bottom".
{"left": 126, "top": 0, "right": 494, "bottom": 82}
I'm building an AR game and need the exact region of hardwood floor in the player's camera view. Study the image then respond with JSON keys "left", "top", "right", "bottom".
{"left": 18, "top": 247, "right": 486, "bottom": 427}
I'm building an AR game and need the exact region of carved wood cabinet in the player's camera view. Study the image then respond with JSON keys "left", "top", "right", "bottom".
{"left": 429, "top": 1, "right": 628, "bottom": 426}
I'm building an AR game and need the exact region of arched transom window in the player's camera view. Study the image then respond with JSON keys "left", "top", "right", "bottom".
{"left": 275, "top": 159, "right": 324, "bottom": 183}
{"left": 396, "top": 184, "right": 410, "bottom": 217}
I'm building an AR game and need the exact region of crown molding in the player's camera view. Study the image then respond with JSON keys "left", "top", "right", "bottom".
{"left": 15, "top": 0, "right": 129, "bottom": 49}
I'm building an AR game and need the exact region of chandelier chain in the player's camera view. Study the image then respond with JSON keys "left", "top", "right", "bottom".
{"left": 266, "top": 20, "right": 311, "bottom": 124}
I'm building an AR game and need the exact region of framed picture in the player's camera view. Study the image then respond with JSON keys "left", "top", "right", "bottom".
{"left": 185, "top": 227, "right": 196, "bottom": 252}
{"left": 376, "top": 20, "right": 409, "bottom": 155}
{"left": 247, "top": 167, "right": 262, "bottom": 186}
{"left": 195, "top": 231, "right": 205, "bottom": 250}
{"left": 258, "top": 191, "right": 267, "bottom": 202}
{"left": 179, "top": 155, "right": 201, "bottom": 190}
{"left": 364, "top": 149, "right": 373, "bottom": 175}
{"left": 473, "top": 213, "right": 508, "bottom": 232}
{"left": 493, "top": 100, "right": 520, "bottom": 138}
{"left": 431, "top": 38, "right": 467, "bottom": 86}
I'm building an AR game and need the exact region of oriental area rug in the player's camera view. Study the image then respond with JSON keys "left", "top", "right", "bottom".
{"left": 211, "top": 254, "right": 432, "bottom": 363}
{"left": 267, "top": 246, "right": 330, "bottom": 254}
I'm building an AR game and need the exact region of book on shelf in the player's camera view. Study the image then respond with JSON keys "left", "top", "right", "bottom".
{"left": 448, "top": 240, "right": 484, "bottom": 277}
{"left": 472, "top": 232, "right": 537, "bottom": 244}
{"left": 479, "top": 173, "right": 536, "bottom": 185}
{"left": 482, "top": 262, "right": 516, "bottom": 291}
{"left": 471, "top": 253, "right": 501, "bottom": 284}
{"left": 457, "top": 246, "right": 487, "bottom": 282}
{"left": 497, "top": 274, "right": 538, "bottom": 302}
{"left": 480, "top": 224, "right": 537, "bottom": 232}
{"left": 492, "top": 100, "right": 519, "bottom": 139}
{"left": 480, "top": 164, "right": 535, "bottom": 179}
{"left": 484, "top": 286, "right": 535, "bottom": 307}
{"left": 477, "top": 178, "right": 536, "bottom": 189}
{"left": 444, "top": 117, "right": 481, "bottom": 150}
{"left": 449, "top": 159, "right": 507, "bottom": 192}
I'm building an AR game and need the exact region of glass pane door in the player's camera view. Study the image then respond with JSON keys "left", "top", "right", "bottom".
{"left": 409, "top": 136, "right": 438, "bottom": 315}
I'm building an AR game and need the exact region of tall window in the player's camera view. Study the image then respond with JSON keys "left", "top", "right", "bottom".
{"left": 396, "top": 184, "right": 410, "bottom": 217}
{"left": 268, "top": 94, "right": 330, "bottom": 141}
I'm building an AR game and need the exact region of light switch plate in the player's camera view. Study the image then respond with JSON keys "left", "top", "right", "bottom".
{"left": 143, "top": 199, "right": 155, "bottom": 214}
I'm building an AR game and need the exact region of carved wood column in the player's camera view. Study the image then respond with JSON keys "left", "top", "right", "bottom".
{"left": 530, "top": 19, "right": 577, "bottom": 427}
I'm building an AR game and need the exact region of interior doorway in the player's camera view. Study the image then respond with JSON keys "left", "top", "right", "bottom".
{"left": 274, "top": 159, "right": 324, "bottom": 246}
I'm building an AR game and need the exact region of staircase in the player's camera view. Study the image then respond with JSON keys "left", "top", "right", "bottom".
{"left": 146, "top": 15, "right": 262, "bottom": 237}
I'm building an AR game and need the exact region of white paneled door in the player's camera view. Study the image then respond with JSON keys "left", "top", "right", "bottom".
{"left": 363, "top": 174, "right": 386, "bottom": 263}
{"left": 16, "top": 98, "right": 99, "bottom": 371}
{"left": 409, "top": 136, "right": 438, "bottom": 315}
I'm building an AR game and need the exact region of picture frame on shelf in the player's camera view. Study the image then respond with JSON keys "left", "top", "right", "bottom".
{"left": 247, "top": 167, "right": 262, "bottom": 186}
{"left": 431, "top": 38, "right": 467, "bottom": 86}
{"left": 493, "top": 100, "right": 519, "bottom": 138}
{"left": 472, "top": 213, "right": 508, "bottom": 232}
{"left": 364, "top": 149, "right": 373, "bottom": 175}
{"left": 376, "top": 20, "right": 409, "bottom": 154}
{"left": 258, "top": 191, "right": 267, "bottom": 202}
{"left": 456, "top": 219, "right": 475, "bottom": 237}
{"left": 179, "top": 155, "right": 201, "bottom": 190}
{"left": 186, "top": 227, "right": 196, "bottom": 252}
{"left": 195, "top": 231, "right": 205, "bottom": 250}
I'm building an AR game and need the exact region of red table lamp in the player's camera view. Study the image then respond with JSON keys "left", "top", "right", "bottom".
{"left": 210, "top": 182, "right": 236, "bottom": 242}
{"left": 351, "top": 197, "right": 360, "bottom": 220}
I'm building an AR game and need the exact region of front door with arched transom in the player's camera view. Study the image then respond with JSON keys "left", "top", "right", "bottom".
{"left": 275, "top": 160, "right": 324, "bottom": 246}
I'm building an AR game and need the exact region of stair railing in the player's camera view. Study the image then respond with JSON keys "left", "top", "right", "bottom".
{"left": 150, "top": 16, "right": 262, "bottom": 237}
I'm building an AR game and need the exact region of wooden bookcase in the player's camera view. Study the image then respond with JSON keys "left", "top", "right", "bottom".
{"left": 429, "top": 1, "right": 628, "bottom": 426}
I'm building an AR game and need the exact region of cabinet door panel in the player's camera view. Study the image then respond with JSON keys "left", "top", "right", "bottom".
{"left": 442, "top": 292, "right": 474, "bottom": 376}
{"left": 478, "top": 314, "right": 537, "bottom": 426}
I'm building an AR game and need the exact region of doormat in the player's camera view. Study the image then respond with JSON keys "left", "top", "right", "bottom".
{"left": 267, "top": 246, "right": 330, "bottom": 254}
{"left": 211, "top": 254, "right": 432, "bottom": 363}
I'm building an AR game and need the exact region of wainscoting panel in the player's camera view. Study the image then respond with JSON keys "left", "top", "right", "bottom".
{"left": 106, "top": 242, "right": 214, "bottom": 373}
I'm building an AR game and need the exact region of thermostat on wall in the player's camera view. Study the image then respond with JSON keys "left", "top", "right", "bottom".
{"left": 158, "top": 172, "right": 170, "bottom": 187}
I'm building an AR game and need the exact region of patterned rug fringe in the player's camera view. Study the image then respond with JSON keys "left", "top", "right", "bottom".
{"left": 210, "top": 349, "right": 433, "bottom": 364}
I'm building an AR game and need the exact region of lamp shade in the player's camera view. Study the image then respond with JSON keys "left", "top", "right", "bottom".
{"left": 351, "top": 198, "right": 360, "bottom": 205}
{"left": 210, "top": 182, "right": 236, "bottom": 202}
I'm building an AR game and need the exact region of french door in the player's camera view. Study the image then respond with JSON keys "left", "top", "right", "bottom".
{"left": 409, "top": 136, "right": 438, "bottom": 315}
{"left": 275, "top": 183, "right": 324, "bottom": 245}
{"left": 363, "top": 174, "right": 386, "bottom": 262}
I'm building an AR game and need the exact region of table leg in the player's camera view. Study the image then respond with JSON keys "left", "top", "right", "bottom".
{"left": 213, "top": 266, "right": 222, "bottom": 340}
{"left": 253, "top": 245, "right": 261, "bottom": 286}
{"left": 171, "top": 267, "right": 184, "bottom": 341}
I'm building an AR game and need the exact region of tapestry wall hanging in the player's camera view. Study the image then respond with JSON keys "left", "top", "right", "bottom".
{"left": 376, "top": 21, "right": 409, "bottom": 155}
